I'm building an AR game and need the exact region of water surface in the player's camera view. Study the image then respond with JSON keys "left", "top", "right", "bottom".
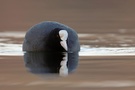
{"left": 0, "top": 31, "right": 135, "bottom": 90}
{"left": 0, "top": 31, "right": 135, "bottom": 56}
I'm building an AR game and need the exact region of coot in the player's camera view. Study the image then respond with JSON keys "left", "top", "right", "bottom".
{"left": 23, "top": 21, "right": 80, "bottom": 53}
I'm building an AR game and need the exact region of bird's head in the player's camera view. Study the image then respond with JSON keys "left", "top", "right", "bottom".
{"left": 46, "top": 28, "right": 68, "bottom": 52}
{"left": 59, "top": 30, "right": 68, "bottom": 51}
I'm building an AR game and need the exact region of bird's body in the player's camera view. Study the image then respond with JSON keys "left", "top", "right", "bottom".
{"left": 23, "top": 21, "right": 80, "bottom": 53}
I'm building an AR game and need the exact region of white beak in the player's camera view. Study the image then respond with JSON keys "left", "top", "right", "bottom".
{"left": 59, "top": 30, "right": 68, "bottom": 51}
{"left": 60, "top": 41, "right": 67, "bottom": 51}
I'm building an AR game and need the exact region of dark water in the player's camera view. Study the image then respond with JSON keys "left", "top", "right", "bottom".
{"left": 0, "top": 0, "right": 135, "bottom": 90}
{"left": 23, "top": 52, "right": 79, "bottom": 76}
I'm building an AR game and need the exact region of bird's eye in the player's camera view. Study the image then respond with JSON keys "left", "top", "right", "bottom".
{"left": 56, "top": 35, "right": 59, "bottom": 37}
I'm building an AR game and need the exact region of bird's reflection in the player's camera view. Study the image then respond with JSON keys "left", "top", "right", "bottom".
{"left": 23, "top": 52, "right": 79, "bottom": 77}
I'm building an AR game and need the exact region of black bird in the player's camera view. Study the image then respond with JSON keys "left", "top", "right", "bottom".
{"left": 23, "top": 21, "right": 80, "bottom": 53}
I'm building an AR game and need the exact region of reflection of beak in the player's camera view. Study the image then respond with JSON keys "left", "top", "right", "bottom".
{"left": 60, "top": 40, "right": 67, "bottom": 51}
{"left": 59, "top": 52, "right": 68, "bottom": 77}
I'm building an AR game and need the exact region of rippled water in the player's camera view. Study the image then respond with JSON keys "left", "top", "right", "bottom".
{"left": 1, "top": 0, "right": 135, "bottom": 89}
{"left": 0, "top": 31, "right": 135, "bottom": 56}
{"left": 0, "top": 31, "right": 135, "bottom": 90}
